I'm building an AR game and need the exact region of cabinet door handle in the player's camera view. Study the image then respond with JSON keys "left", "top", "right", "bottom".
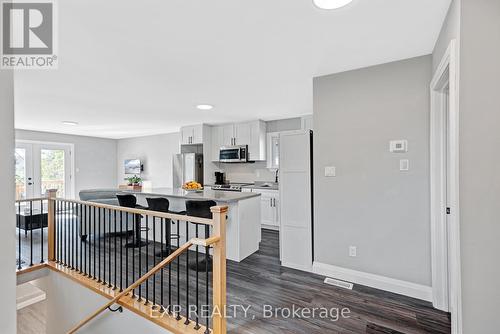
{"left": 270, "top": 198, "right": 272, "bottom": 207}
{"left": 273, "top": 198, "right": 275, "bottom": 207}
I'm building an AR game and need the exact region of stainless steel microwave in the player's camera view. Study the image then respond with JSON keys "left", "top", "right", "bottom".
{"left": 219, "top": 145, "right": 248, "bottom": 163}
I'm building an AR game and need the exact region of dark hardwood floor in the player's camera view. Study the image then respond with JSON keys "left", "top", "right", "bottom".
{"left": 17, "top": 224, "right": 451, "bottom": 334}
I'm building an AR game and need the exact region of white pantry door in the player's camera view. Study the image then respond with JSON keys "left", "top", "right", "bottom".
{"left": 279, "top": 130, "right": 312, "bottom": 272}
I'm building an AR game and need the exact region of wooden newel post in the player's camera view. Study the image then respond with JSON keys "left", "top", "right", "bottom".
{"left": 210, "top": 205, "right": 228, "bottom": 334}
{"left": 47, "top": 189, "right": 57, "bottom": 261}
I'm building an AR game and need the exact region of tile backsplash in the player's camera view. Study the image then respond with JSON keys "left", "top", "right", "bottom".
{"left": 212, "top": 161, "right": 276, "bottom": 183}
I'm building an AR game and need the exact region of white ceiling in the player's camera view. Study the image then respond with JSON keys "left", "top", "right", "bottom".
{"left": 14, "top": 0, "right": 451, "bottom": 139}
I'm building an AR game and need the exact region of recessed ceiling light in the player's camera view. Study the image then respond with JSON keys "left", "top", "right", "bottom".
{"left": 313, "top": 0, "right": 354, "bottom": 10}
{"left": 62, "top": 121, "right": 78, "bottom": 126}
{"left": 196, "top": 104, "right": 214, "bottom": 111}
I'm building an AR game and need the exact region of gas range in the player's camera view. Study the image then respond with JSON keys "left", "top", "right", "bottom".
{"left": 211, "top": 183, "right": 253, "bottom": 192}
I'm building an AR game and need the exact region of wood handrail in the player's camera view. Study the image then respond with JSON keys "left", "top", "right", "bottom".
{"left": 54, "top": 197, "right": 214, "bottom": 226}
{"left": 15, "top": 197, "right": 48, "bottom": 204}
{"left": 67, "top": 236, "right": 218, "bottom": 334}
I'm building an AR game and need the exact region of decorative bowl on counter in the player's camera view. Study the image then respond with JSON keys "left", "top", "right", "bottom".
{"left": 182, "top": 181, "right": 203, "bottom": 192}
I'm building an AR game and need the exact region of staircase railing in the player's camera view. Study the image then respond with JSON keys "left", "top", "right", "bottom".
{"left": 16, "top": 189, "right": 228, "bottom": 334}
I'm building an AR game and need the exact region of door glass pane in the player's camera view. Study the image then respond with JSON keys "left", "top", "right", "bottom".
{"left": 272, "top": 137, "right": 280, "bottom": 167}
{"left": 15, "top": 148, "right": 26, "bottom": 200}
{"left": 41, "top": 149, "right": 65, "bottom": 197}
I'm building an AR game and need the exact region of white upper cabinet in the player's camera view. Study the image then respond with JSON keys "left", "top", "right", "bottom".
{"left": 211, "top": 120, "right": 266, "bottom": 161}
{"left": 180, "top": 124, "right": 204, "bottom": 145}
{"left": 234, "top": 122, "right": 252, "bottom": 146}
{"left": 221, "top": 124, "right": 235, "bottom": 146}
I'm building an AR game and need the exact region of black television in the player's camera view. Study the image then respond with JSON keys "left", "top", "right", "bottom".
{"left": 124, "top": 159, "right": 142, "bottom": 174}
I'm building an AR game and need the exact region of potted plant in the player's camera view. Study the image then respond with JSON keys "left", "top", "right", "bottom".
{"left": 124, "top": 175, "right": 143, "bottom": 190}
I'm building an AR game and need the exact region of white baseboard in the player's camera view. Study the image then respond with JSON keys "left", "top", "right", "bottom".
{"left": 312, "top": 262, "right": 432, "bottom": 302}
{"left": 282, "top": 261, "right": 312, "bottom": 273}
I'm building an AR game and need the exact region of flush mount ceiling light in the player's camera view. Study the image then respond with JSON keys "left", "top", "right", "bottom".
{"left": 62, "top": 121, "right": 78, "bottom": 126}
{"left": 313, "top": 0, "right": 354, "bottom": 10}
{"left": 196, "top": 104, "right": 214, "bottom": 111}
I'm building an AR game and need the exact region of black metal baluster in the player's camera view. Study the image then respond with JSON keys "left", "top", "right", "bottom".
{"left": 54, "top": 200, "right": 57, "bottom": 264}
{"left": 29, "top": 201, "right": 33, "bottom": 267}
{"left": 17, "top": 203, "right": 22, "bottom": 270}
{"left": 119, "top": 211, "right": 123, "bottom": 292}
{"left": 97, "top": 207, "right": 102, "bottom": 282}
{"left": 160, "top": 217, "right": 165, "bottom": 312}
{"left": 93, "top": 206, "right": 96, "bottom": 279}
{"left": 40, "top": 200, "right": 44, "bottom": 263}
{"left": 69, "top": 203, "right": 75, "bottom": 270}
{"left": 184, "top": 222, "right": 190, "bottom": 325}
{"left": 176, "top": 220, "right": 181, "bottom": 321}
{"left": 59, "top": 201, "right": 62, "bottom": 265}
{"left": 204, "top": 224, "right": 210, "bottom": 334}
{"left": 102, "top": 208, "right": 106, "bottom": 285}
{"left": 114, "top": 210, "right": 117, "bottom": 290}
{"left": 152, "top": 216, "right": 157, "bottom": 309}
{"left": 144, "top": 215, "right": 149, "bottom": 305}
{"left": 194, "top": 223, "right": 200, "bottom": 330}
{"left": 86, "top": 205, "right": 90, "bottom": 277}
{"left": 132, "top": 213, "right": 136, "bottom": 298}
{"left": 125, "top": 212, "right": 129, "bottom": 290}
{"left": 87, "top": 205, "right": 91, "bottom": 276}
{"left": 54, "top": 201, "right": 58, "bottom": 264}
{"left": 108, "top": 209, "right": 112, "bottom": 288}
{"left": 74, "top": 202, "right": 77, "bottom": 270}
{"left": 168, "top": 219, "right": 172, "bottom": 314}
{"left": 138, "top": 214, "right": 142, "bottom": 302}
{"left": 68, "top": 202, "right": 71, "bottom": 268}
{"left": 79, "top": 204, "right": 83, "bottom": 273}
{"left": 65, "top": 202, "right": 68, "bottom": 267}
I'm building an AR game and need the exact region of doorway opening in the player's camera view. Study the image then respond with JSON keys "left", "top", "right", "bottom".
{"left": 430, "top": 40, "right": 461, "bottom": 334}
{"left": 15, "top": 141, "right": 74, "bottom": 200}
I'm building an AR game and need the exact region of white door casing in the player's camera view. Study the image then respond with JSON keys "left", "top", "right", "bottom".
{"left": 430, "top": 39, "right": 462, "bottom": 334}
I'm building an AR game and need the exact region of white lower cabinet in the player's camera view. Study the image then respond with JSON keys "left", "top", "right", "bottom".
{"left": 252, "top": 189, "right": 279, "bottom": 230}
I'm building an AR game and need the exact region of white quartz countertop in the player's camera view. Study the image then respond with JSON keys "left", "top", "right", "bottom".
{"left": 124, "top": 187, "right": 260, "bottom": 203}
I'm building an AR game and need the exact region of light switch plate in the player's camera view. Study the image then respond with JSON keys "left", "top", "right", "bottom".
{"left": 400, "top": 159, "right": 409, "bottom": 171}
{"left": 325, "top": 166, "right": 336, "bottom": 177}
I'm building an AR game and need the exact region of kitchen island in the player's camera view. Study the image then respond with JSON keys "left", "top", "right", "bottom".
{"left": 127, "top": 188, "right": 261, "bottom": 262}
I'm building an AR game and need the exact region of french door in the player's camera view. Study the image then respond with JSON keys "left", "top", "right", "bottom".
{"left": 15, "top": 141, "right": 73, "bottom": 200}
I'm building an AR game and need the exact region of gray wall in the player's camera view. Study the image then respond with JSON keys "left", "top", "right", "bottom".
{"left": 117, "top": 132, "right": 180, "bottom": 188}
{"left": 36, "top": 272, "right": 168, "bottom": 334}
{"left": 433, "top": 0, "right": 461, "bottom": 71}
{"left": 15, "top": 130, "right": 117, "bottom": 197}
{"left": 0, "top": 71, "right": 17, "bottom": 333}
{"left": 459, "top": 0, "right": 500, "bottom": 332}
{"left": 313, "top": 55, "right": 433, "bottom": 286}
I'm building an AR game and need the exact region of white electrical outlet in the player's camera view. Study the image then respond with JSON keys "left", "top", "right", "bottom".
{"left": 349, "top": 246, "right": 357, "bottom": 257}
{"left": 325, "top": 166, "right": 336, "bottom": 177}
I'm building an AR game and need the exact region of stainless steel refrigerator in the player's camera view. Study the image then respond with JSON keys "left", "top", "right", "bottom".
{"left": 173, "top": 153, "right": 204, "bottom": 188}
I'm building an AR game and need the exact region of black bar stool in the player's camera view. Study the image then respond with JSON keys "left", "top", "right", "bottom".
{"left": 116, "top": 194, "right": 148, "bottom": 248}
{"left": 185, "top": 200, "right": 216, "bottom": 272}
{"left": 146, "top": 197, "right": 182, "bottom": 257}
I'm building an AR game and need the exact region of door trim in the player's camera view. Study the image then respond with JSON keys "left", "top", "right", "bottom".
{"left": 430, "top": 40, "right": 462, "bottom": 334}
{"left": 16, "top": 140, "right": 75, "bottom": 199}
